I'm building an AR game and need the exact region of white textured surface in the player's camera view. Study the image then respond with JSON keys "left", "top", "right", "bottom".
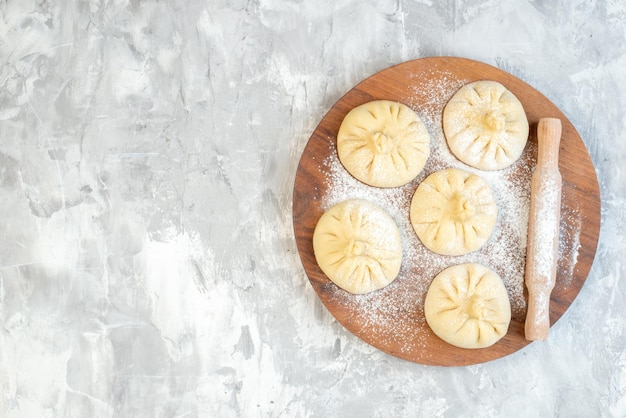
{"left": 1, "top": 1, "right": 625, "bottom": 416}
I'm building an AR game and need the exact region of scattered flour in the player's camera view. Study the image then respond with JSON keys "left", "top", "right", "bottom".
{"left": 312, "top": 69, "right": 581, "bottom": 359}
{"left": 556, "top": 201, "right": 583, "bottom": 289}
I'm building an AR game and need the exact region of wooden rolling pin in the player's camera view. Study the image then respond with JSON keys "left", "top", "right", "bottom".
{"left": 524, "top": 118, "right": 562, "bottom": 341}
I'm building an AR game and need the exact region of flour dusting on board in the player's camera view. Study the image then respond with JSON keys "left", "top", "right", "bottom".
{"left": 557, "top": 200, "right": 583, "bottom": 289}
{"left": 314, "top": 70, "right": 580, "bottom": 358}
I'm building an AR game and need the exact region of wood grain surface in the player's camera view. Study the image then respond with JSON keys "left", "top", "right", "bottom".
{"left": 292, "top": 57, "right": 601, "bottom": 366}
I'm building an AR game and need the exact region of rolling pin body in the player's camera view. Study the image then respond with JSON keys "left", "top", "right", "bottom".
{"left": 524, "top": 118, "right": 562, "bottom": 341}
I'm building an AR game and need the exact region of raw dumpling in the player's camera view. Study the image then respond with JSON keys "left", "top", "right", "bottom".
{"left": 313, "top": 199, "right": 402, "bottom": 294}
{"left": 424, "top": 263, "right": 511, "bottom": 349}
{"left": 409, "top": 168, "right": 497, "bottom": 256}
{"left": 443, "top": 80, "right": 529, "bottom": 170}
{"left": 337, "top": 100, "right": 430, "bottom": 188}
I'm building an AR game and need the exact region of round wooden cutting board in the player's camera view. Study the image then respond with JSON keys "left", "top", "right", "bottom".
{"left": 292, "top": 57, "right": 601, "bottom": 366}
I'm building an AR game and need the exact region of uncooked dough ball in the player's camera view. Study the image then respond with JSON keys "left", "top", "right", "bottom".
{"left": 424, "top": 263, "right": 511, "bottom": 349}
{"left": 443, "top": 80, "right": 529, "bottom": 170}
{"left": 337, "top": 100, "right": 430, "bottom": 188}
{"left": 410, "top": 168, "right": 497, "bottom": 256}
{"left": 313, "top": 199, "right": 402, "bottom": 294}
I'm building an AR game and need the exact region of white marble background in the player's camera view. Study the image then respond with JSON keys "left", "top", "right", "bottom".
{"left": 0, "top": 0, "right": 624, "bottom": 416}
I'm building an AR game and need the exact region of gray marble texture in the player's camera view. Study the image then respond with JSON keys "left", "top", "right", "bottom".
{"left": 0, "top": 0, "right": 625, "bottom": 416}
